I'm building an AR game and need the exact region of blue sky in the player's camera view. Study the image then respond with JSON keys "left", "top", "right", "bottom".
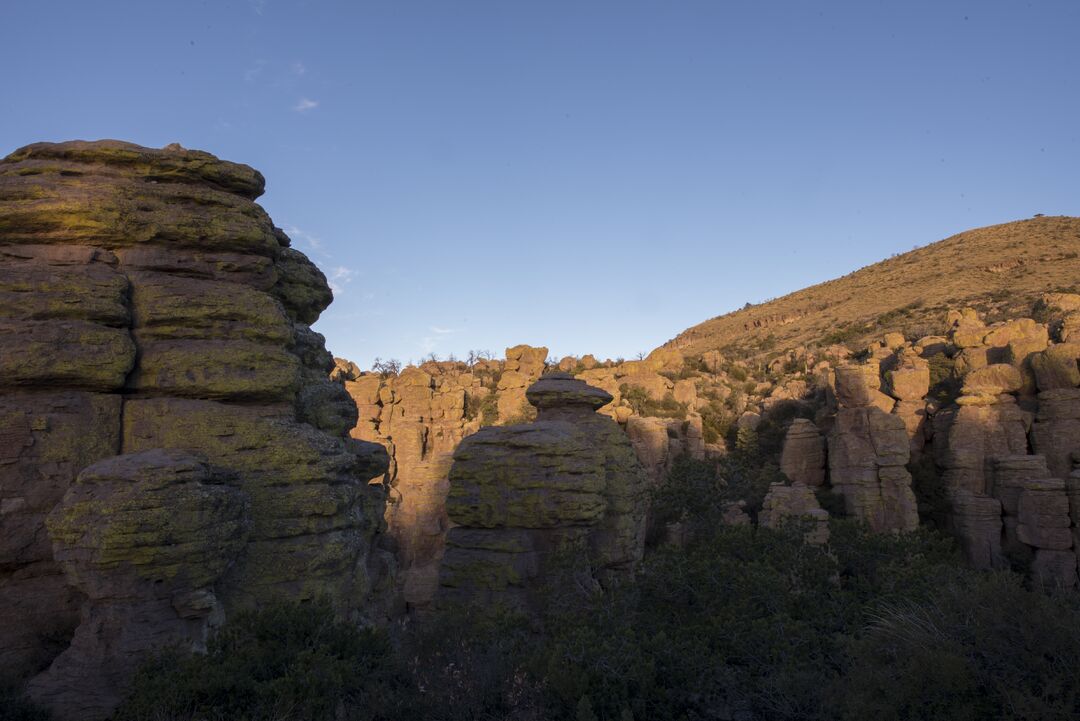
{"left": 2, "top": 1, "right": 1078, "bottom": 367}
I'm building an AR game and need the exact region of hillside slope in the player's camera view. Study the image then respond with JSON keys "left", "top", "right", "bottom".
{"left": 662, "top": 216, "right": 1080, "bottom": 358}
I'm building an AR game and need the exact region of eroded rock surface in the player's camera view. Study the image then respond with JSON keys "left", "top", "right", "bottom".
{"left": 827, "top": 362, "right": 918, "bottom": 532}
{"left": 0, "top": 140, "right": 388, "bottom": 719}
{"left": 437, "top": 373, "right": 649, "bottom": 611}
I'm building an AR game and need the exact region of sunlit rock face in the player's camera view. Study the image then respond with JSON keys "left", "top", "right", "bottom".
{"left": 437, "top": 373, "right": 650, "bottom": 612}
{"left": 0, "top": 140, "right": 389, "bottom": 720}
{"left": 827, "top": 362, "right": 919, "bottom": 533}
{"left": 338, "top": 346, "right": 550, "bottom": 611}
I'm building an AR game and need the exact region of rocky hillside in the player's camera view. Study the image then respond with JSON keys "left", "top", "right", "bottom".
{"left": 664, "top": 216, "right": 1080, "bottom": 359}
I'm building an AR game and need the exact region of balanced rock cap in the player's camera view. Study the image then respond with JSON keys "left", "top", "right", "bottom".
{"left": 525, "top": 371, "right": 612, "bottom": 410}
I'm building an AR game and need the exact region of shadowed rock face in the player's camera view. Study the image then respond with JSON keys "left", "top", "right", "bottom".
{"left": 437, "top": 373, "right": 649, "bottom": 612}
{"left": 0, "top": 140, "right": 389, "bottom": 719}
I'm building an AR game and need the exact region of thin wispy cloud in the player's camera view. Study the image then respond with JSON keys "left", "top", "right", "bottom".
{"left": 291, "top": 61, "right": 306, "bottom": 76}
{"left": 328, "top": 266, "right": 356, "bottom": 296}
{"left": 249, "top": 0, "right": 267, "bottom": 15}
{"left": 429, "top": 326, "right": 456, "bottom": 335}
{"left": 293, "top": 98, "right": 318, "bottom": 113}
{"left": 282, "top": 225, "right": 327, "bottom": 257}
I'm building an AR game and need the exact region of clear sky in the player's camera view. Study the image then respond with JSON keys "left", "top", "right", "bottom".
{"left": 2, "top": 1, "right": 1078, "bottom": 367}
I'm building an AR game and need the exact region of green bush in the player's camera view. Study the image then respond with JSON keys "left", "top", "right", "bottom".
{"left": 927, "top": 353, "right": 961, "bottom": 405}
{"left": 0, "top": 687, "right": 50, "bottom": 721}
{"left": 698, "top": 399, "right": 732, "bottom": 444}
{"left": 479, "top": 393, "right": 500, "bottom": 426}
{"left": 115, "top": 600, "right": 407, "bottom": 721}
{"left": 835, "top": 573, "right": 1080, "bottom": 720}
{"left": 618, "top": 385, "right": 688, "bottom": 420}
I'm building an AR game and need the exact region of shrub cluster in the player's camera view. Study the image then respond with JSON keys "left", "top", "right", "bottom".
{"left": 105, "top": 464, "right": 1080, "bottom": 721}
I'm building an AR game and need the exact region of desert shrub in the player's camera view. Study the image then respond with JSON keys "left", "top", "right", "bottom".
{"left": 653, "top": 452, "right": 782, "bottom": 527}
{"left": 650, "top": 455, "right": 727, "bottom": 532}
{"left": 698, "top": 399, "right": 732, "bottom": 444}
{"left": 927, "top": 353, "right": 961, "bottom": 405}
{"left": 619, "top": 384, "right": 650, "bottom": 416}
{"left": 753, "top": 400, "right": 814, "bottom": 461}
{"left": 479, "top": 393, "right": 500, "bottom": 426}
{"left": 0, "top": 687, "right": 50, "bottom": 721}
{"left": 114, "top": 600, "right": 407, "bottom": 721}
{"left": 723, "top": 363, "right": 749, "bottom": 382}
{"left": 370, "top": 357, "right": 402, "bottom": 376}
{"left": 819, "top": 322, "right": 866, "bottom": 348}
{"left": 533, "top": 521, "right": 984, "bottom": 721}
{"left": 651, "top": 392, "right": 688, "bottom": 420}
{"left": 733, "top": 424, "right": 758, "bottom": 459}
{"left": 399, "top": 604, "right": 540, "bottom": 721}
{"left": 834, "top": 573, "right": 1080, "bottom": 721}
{"left": 619, "top": 386, "right": 687, "bottom": 420}
{"left": 502, "top": 400, "right": 538, "bottom": 425}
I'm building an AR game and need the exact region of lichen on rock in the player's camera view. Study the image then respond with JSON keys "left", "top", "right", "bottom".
{"left": 0, "top": 140, "right": 390, "bottom": 720}
{"left": 438, "top": 372, "right": 649, "bottom": 611}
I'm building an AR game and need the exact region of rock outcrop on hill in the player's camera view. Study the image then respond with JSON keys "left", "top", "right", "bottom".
{"left": 663, "top": 216, "right": 1080, "bottom": 359}
{"left": 779, "top": 419, "right": 826, "bottom": 486}
{"left": 826, "top": 361, "right": 920, "bottom": 532}
{"left": 0, "top": 141, "right": 388, "bottom": 719}
{"left": 437, "top": 373, "right": 649, "bottom": 611}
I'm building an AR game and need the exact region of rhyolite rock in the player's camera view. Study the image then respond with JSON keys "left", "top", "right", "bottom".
{"left": 759, "top": 482, "right": 830, "bottom": 544}
{"left": 827, "top": 404, "right": 918, "bottom": 532}
{"left": 438, "top": 373, "right": 649, "bottom": 611}
{"left": 0, "top": 140, "right": 389, "bottom": 719}
{"left": 779, "top": 418, "right": 826, "bottom": 486}
{"left": 26, "top": 450, "right": 249, "bottom": 718}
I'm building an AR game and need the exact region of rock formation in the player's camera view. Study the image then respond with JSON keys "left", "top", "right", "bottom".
{"left": 779, "top": 418, "right": 826, "bottom": 486}
{"left": 759, "top": 482, "right": 830, "bottom": 544}
{"left": 339, "top": 347, "right": 548, "bottom": 610}
{"left": 437, "top": 373, "right": 649, "bottom": 611}
{"left": 26, "top": 451, "right": 249, "bottom": 717}
{"left": 827, "top": 362, "right": 919, "bottom": 532}
{"left": 0, "top": 140, "right": 388, "bottom": 719}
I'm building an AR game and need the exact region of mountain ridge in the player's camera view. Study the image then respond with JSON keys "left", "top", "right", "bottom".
{"left": 661, "top": 215, "right": 1080, "bottom": 359}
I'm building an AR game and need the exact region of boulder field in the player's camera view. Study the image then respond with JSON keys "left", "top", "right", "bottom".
{"left": 0, "top": 140, "right": 390, "bottom": 719}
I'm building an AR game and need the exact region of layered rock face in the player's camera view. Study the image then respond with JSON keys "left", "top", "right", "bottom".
{"left": 437, "top": 373, "right": 649, "bottom": 611}
{"left": 780, "top": 418, "right": 825, "bottom": 486}
{"left": 340, "top": 346, "right": 720, "bottom": 609}
{"left": 344, "top": 364, "right": 484, "bottom": 610}
{"left": 0, "top": 141, "right": 388, "bottom": 718}
{"left": 340, "top": 347, "right": 548, "bottom": 610}
{"left": 26, "top": 451, "right": 249, "bottom": 717}
{"left": 760, "top": 482, "right": 830, "bottom": 544}
{"left": 827, "top": 363, "right": 919, "bottom": 532}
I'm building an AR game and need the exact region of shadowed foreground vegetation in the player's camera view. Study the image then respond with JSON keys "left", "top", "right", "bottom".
{"left": 8, "top": 461, "right": 1080, "bottom": 721}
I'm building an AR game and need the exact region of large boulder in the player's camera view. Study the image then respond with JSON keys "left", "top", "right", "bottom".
{"left": 0, "top": 141, "right": 389, "bottom": 718}
{"left": 26, "top": 451, "right": 249, "bottom": 719}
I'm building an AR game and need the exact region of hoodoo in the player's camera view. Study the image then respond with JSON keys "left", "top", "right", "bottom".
{"left": 0, "top": 141, "right": 390, "bottom": 719}
{"left": 437, "top": 372, "right": 650, "bottom": 611}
